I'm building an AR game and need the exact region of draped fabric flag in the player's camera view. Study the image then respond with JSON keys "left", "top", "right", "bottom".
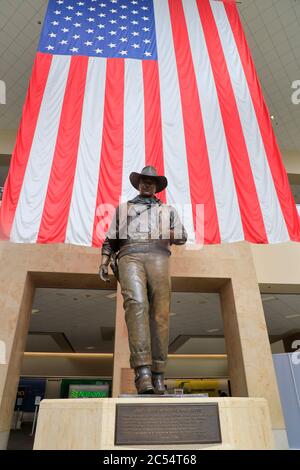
{"left": 1, "top": 0, "right": 300, "bottom": 246}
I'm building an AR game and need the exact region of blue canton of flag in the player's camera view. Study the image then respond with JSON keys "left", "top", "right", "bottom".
{"left": 38, "top": 0, "right": 157, "bottom": 60}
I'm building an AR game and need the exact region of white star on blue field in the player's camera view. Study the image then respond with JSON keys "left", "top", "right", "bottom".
{"left": 38, "top": 0, "right": 158, "bottom": 60}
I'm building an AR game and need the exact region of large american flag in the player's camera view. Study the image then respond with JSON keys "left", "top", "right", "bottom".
{"left": 1, "top": 0, "right": 300, "bottom": 245}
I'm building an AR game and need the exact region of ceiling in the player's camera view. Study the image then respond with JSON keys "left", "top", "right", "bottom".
{"left": 0, "top": 0, "right": 300, "bottom": 152}
{"left": 0, "top": 0, "right": 48, "bottom": 128}
{"left": 27, "top": 288, "right": 300, "bottom": 353}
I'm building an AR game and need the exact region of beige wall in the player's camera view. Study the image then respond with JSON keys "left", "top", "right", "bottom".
{"left": 21, "top": 355, "right": 113, "bottom": 378}
{"left": 0, "top": 130, "right": 16, "bottom": 155}
{"left": 20, "top": 355, "right": 229, "bottom": 379}
{"left": 283, "top": 151, "right": 300, "bottom": 176}
{"left": 251, "top": 242, "right": 300, "bottom": 290}
{"left": 271, "top": 341, "right": 285, "bottom": 354}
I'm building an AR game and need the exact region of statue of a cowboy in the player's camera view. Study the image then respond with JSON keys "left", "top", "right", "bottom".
{"left": 99, "top": 166, "right": 187, "bottom": 394}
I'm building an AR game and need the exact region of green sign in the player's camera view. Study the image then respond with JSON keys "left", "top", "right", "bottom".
{"left": 70, "top": 389, "right": 108, "bottom": 398}
{"left": 60, "top": 379, "right": 112, "bottom": 398}
{"left": 68, "top": 384, "right": 109, "bottom": 399}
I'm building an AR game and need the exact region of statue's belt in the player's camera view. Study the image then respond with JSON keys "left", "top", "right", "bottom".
{"left": 118, "top": 241, "right": 171, "bottom": 259}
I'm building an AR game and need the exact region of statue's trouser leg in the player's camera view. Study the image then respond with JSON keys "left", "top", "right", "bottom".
{"left": 145, "top": 254, "right": 170, "bottom": 373}
{"left": 118, "top": 252, "right": 171, "bottom": 372}
{"left": 118, "top": 253, "right": 152, "bottom": 369}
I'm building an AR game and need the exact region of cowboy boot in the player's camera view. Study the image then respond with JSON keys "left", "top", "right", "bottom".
{"left": 134, "top": 366, "right": 154, "bottom": 394}
{"left": 152, "top": 372, "right": 166, "bottom": 395}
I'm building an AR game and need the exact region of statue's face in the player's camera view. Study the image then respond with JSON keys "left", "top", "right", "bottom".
{"left": 139, "top": 177, "right": 156, "bottom": 197}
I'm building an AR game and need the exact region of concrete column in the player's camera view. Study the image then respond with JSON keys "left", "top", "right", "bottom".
{"left": 0, "top": 270, "right": 34, "bottom": 449}
{"left": 112, "top": 286, "right": 130, "bottom": 397}
{"left": 220, "top": 273, "right": 285, "bottom": 431}
{"left": 0, "top": 241, "right": 111, "bottom": 448}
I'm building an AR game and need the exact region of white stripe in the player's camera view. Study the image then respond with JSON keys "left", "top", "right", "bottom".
{"left": 121, "top": 59, "right": 146, "bottom": 203}
{"left": 10, "top": 56, "right": 70, "bottom": 243}
{"left": 182, "top": 0, "right": 244, "bottom": 243}
{"left": 153, "top": 0, "right": 195, "bottom": 243}
{"left": 65, "top": 58, "right": 106, "bottom": 246}
{"left": 211, "top": 1, "right": 289, "bottom": 243}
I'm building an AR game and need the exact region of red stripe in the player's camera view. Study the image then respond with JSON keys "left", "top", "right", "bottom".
{"left": 37, "top": 56, "right": 88, "bottom": 243}
{"left": 92, "top": 59, "right": 125, "bottom": 247}
{"left": 142, "top": 60, "right": 166, "bottom": 204}
{"left": 196, "top": 0, "right": 268, "bottom": 243}
{"left": 168, "top": 0, "right": 220, "bottom": 244}
{"left": 0, "top": 53, "right": 52, "bottom": 240}
{"left": 225, "top": 3, "right": 300, "bottom": 242}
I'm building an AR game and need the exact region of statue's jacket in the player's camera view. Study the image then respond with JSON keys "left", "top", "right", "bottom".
{"left": 101, "top": 195, "right": 187, "bottom": 260}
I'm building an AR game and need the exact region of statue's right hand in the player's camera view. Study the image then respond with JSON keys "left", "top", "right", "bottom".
{"left": 99, "top": 264, "right": 110, "bottom": 283}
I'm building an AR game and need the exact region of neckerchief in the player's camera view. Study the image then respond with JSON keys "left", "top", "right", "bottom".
{"left": 128, "top": 195, "right": 162, "bottom": 206}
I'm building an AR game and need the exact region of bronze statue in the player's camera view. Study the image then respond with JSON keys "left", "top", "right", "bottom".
{"left": 99, "top": 166, "right": 187, "bottom": 394}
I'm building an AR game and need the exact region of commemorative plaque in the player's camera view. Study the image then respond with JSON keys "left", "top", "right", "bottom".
{"left": 115, "top": 403, "right": 222, "bottom": 445}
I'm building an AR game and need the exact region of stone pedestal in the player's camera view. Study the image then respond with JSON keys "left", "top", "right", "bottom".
{"left": 33, "top": 397, "right": 274, "bottom": 450}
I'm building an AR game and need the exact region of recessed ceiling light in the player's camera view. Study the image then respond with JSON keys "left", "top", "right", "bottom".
{"left": 262, "top": 295, "right": 276, "bottom": 302}
{"left": 86, "top": 346, "right": 96, "bottom": 350}
{"left": 31, "top": 309, "right": 40, "bottom": 314}
{"left": 169, "top": 312, "right": 177, "bottom": 317}
{"left": 207, "top": 328, "right": 220, "bottom": 333}
{"left": 270, "top": 115, "right": 275, "bottom": 120}
{"left": 284, "top": 314, "right": 300, "bottom": 319}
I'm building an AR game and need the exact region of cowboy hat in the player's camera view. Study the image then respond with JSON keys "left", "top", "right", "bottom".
{"left": 129, "top": 166, "right": 168, "bottom": 193}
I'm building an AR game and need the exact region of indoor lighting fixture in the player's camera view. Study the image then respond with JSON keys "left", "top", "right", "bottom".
{"left": 24, "top": 352, "right": 113, "bottom": 359}
{"left": 262, "top": 295, "right": 276, "bottom": 302}
{"left": 24, "top": 352, "right": 227, "bottom": 359}
{"left": 31, "top": 309, "right": 40, "bottom": 314}
{"left": 105, "top": 292, "right": 117, "bottom": 299}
